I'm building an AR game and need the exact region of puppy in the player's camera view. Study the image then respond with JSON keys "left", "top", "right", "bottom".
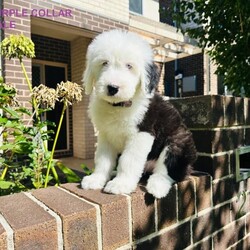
{"left": 81, "top": 29, "right": 197, "bottom": 198}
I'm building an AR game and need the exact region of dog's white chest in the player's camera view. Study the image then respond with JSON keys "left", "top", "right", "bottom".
{"left": 89, "top": 96, "right": 150, "bottom": 153}
{"left": 90, "top": 105, "right": 140, "bottom": 153}
{"left": 97, "top": 112, "right": 137, "bottom": 152}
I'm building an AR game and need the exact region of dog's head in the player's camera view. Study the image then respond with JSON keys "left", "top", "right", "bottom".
{"left": 83, "top": 30, "right": 159, "bottom": 104}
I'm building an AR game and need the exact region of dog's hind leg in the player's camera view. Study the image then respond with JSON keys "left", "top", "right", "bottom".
{"left": 146, "top": 146, "right": 175, "bottom": 199}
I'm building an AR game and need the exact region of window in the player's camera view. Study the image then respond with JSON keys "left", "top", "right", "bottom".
{"left": 129, "top": 0, "right": 142, "bottom": 14}
{"left": 235, "top": 146, "right": 250, "bottom": 182}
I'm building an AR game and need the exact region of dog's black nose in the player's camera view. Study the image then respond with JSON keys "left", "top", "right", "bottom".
{"left": 107, "top": 85, "right": 119, "bottom": 96}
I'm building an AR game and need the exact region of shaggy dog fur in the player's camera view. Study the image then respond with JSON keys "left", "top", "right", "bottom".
{"left": 81, "top": 30, "right": 197, "bottom": 198}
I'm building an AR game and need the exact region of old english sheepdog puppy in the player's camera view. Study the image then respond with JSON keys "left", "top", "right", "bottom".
{"left": 81, "top": 29, "right": 197, "bottom": 198}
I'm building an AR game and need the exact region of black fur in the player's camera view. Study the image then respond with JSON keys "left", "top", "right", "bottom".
{"left": 146, "top": 63, "right": 160, "bottom": 93}
{"left": 138, "top": 94, "right": 197, "bottom": 182}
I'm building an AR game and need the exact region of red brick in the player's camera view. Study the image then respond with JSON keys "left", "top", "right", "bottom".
{"left": 244, "top": 98, "right": 250, "bottom": 125}
{"left": 104, "top": 20, "right": 115, "bottom": 26}
{"left": 213, "top": 178, "right": 234, "bottom": 205}
{"left": 192, "top": 174, "right": 212, "bottom": 212}
{"left": 81, "top": 13, "right": 93, "bottom": 20}
{"left": 245, "top": 128, "right": 250, "bottom": 145}
{"left": 157, "top": 184, "right": 177, "bottom": 229}
{"left": 224, "top": 96, "right": 236, "bottom": 126}
{"left": 131, "top": 186, "right": 155, "bottom": 240}
{"left": 87, "top": 20, "right": 98, "bottom": 27}
{"left": 230, "top": 234, "right": 250, "bottom": 250}
{"left": 194, "top": 154, "right": 230, "bottom": 179}
{"left": 0, "top": 224, "right": 7, "bottom": 250}
{"left": 61, "top": 183, "right": 130, "bottom": 250}
{"left": 170, "top": 95, "right": 224, "bottom": 128}
{"left": 93, "top": 16, "right": 104, "bottom": 23}
{"left": 115, "top": 23, "right": 127, "bottom": 29}
{"left": 213, "top": 204, "right": 231, "bottom": 231}
{"left": 213, "top": 219, "right": 245, "bottom": 249}
{"left": 192, "top": 211, "right": 213, "bottom": 243}
{"left": 0, "top": 193, "right": 58, "bottom": 249}
{"left": 32, "top": 187, "right": 98, "bottom": 250}
{"left": 235, "top": 97, "right": 245, "bottom": 125}
{"left": 136, "top": 221, "right": 191, "bottom": 250}
{"left": 178, "top": 179, "right": 195, "bottom": 220}
{"left": 246, "top": 213, "right": 250, "bottom": 234}
{"left": 192, "top": 128, "right": 244, "bottom": 154}
{"left": 99, "top": 23, "right": 110, "bottom": 30}
{"left": 192, "top": 237, "right": 212, "bottom": 250}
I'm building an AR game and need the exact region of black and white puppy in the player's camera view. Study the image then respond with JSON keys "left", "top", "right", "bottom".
{"left": 81, "top": 30, "right": 197, "bottom": 198}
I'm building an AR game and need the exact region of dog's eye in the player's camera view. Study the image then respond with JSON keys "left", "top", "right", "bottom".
{"left": 126, "top": 63, "right": 133, "bottom": 70}
{"left": 102, "top": 61, "right": 109, "bottom": 67}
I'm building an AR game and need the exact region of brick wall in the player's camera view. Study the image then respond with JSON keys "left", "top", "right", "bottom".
{"left": 0, "top": 95, "right": 249, "bottom": 249}
{"left": 2, "top": 0, "right": 128, "bottom": 158}
{"left": 164, "top": 53, "right": 204, "bottom": 97}
{"left": 32, "top": 34, "right": 71, "bottom": 71}
{"left": 71, "top": 36, "right": 96, "bottom": 159}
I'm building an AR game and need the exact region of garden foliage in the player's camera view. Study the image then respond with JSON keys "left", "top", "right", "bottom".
{"left": 0, "top": 34, "right": 82, "bottom": 195}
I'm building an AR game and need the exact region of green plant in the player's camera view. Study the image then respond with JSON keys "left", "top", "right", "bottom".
{"left": 0, "top": 34, "right": 82, "bottom": 195}
{"left": 0, "top": 82, "right": 51, "bottom": 194}
{"left": 81, "top": 163, "right": 93, "bottom": 176}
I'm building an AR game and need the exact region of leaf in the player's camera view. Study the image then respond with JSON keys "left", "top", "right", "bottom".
{"left": 81, "top": 163, "right": 93, "bottom": 176}
{"left": 0, "top": 117, "right": 8, "bottom": 124}
{"left": 0, "top": 180, "right": 15, "bottom": 189}
{"left": 2, "top": 106, "right": 20, "bottom": 119}
{"left": 56, "top": 161, "right": 81, "bottom": 182}
{"left": 16, "top": 107, "right": 31, "bottom": 116}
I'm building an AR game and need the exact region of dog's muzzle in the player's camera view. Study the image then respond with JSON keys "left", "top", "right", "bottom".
{"left": 107, "top": 84, "right": 119, "bottom": 96}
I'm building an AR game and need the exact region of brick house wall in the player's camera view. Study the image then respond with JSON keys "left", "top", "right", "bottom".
{"left": 2, "top": 0, "right": 128, "bottom": 159}
{"left": 71, "top": 37, "right": 96, "bottom": 159}
{"left": 165, "top": 53, "right": 204, "bottom": 97}
{"left": 31, "top": 34, "right": 71, "bottom": 75}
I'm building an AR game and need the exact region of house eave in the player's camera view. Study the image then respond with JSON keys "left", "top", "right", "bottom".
{"left": 129, "top": 14, "right": 201, "bottom": 62}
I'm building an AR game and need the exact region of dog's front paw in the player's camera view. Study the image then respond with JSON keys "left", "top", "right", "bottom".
{"left": 81, "top": 174, "right": 107, "bottom": 190}
{"left": 146, "top": 174, "right": 174, "bottom": 199}
{"left": 104, "top": 177, "right": 137, "bottom": 195}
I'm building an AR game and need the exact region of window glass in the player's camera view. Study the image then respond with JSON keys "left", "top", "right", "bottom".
{"left": 129, "top": 0, "right": 142, "bottom": 14}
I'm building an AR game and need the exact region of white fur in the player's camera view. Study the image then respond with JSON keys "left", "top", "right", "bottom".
{"left": 146, "top": 147, "right": 175, "bottom": 198}
{"left": 81, "top": 30, "right": 173, "bottom": 197}
{"left": 83, "top": 30, "right": 153, "bottom": 97}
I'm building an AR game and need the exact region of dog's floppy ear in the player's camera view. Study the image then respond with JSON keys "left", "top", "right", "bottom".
{"left": 141, "top": 63, "right": 160, "bottom": 94}
{"left": 83, "top": 60, "right": 95, "bottom": 95}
